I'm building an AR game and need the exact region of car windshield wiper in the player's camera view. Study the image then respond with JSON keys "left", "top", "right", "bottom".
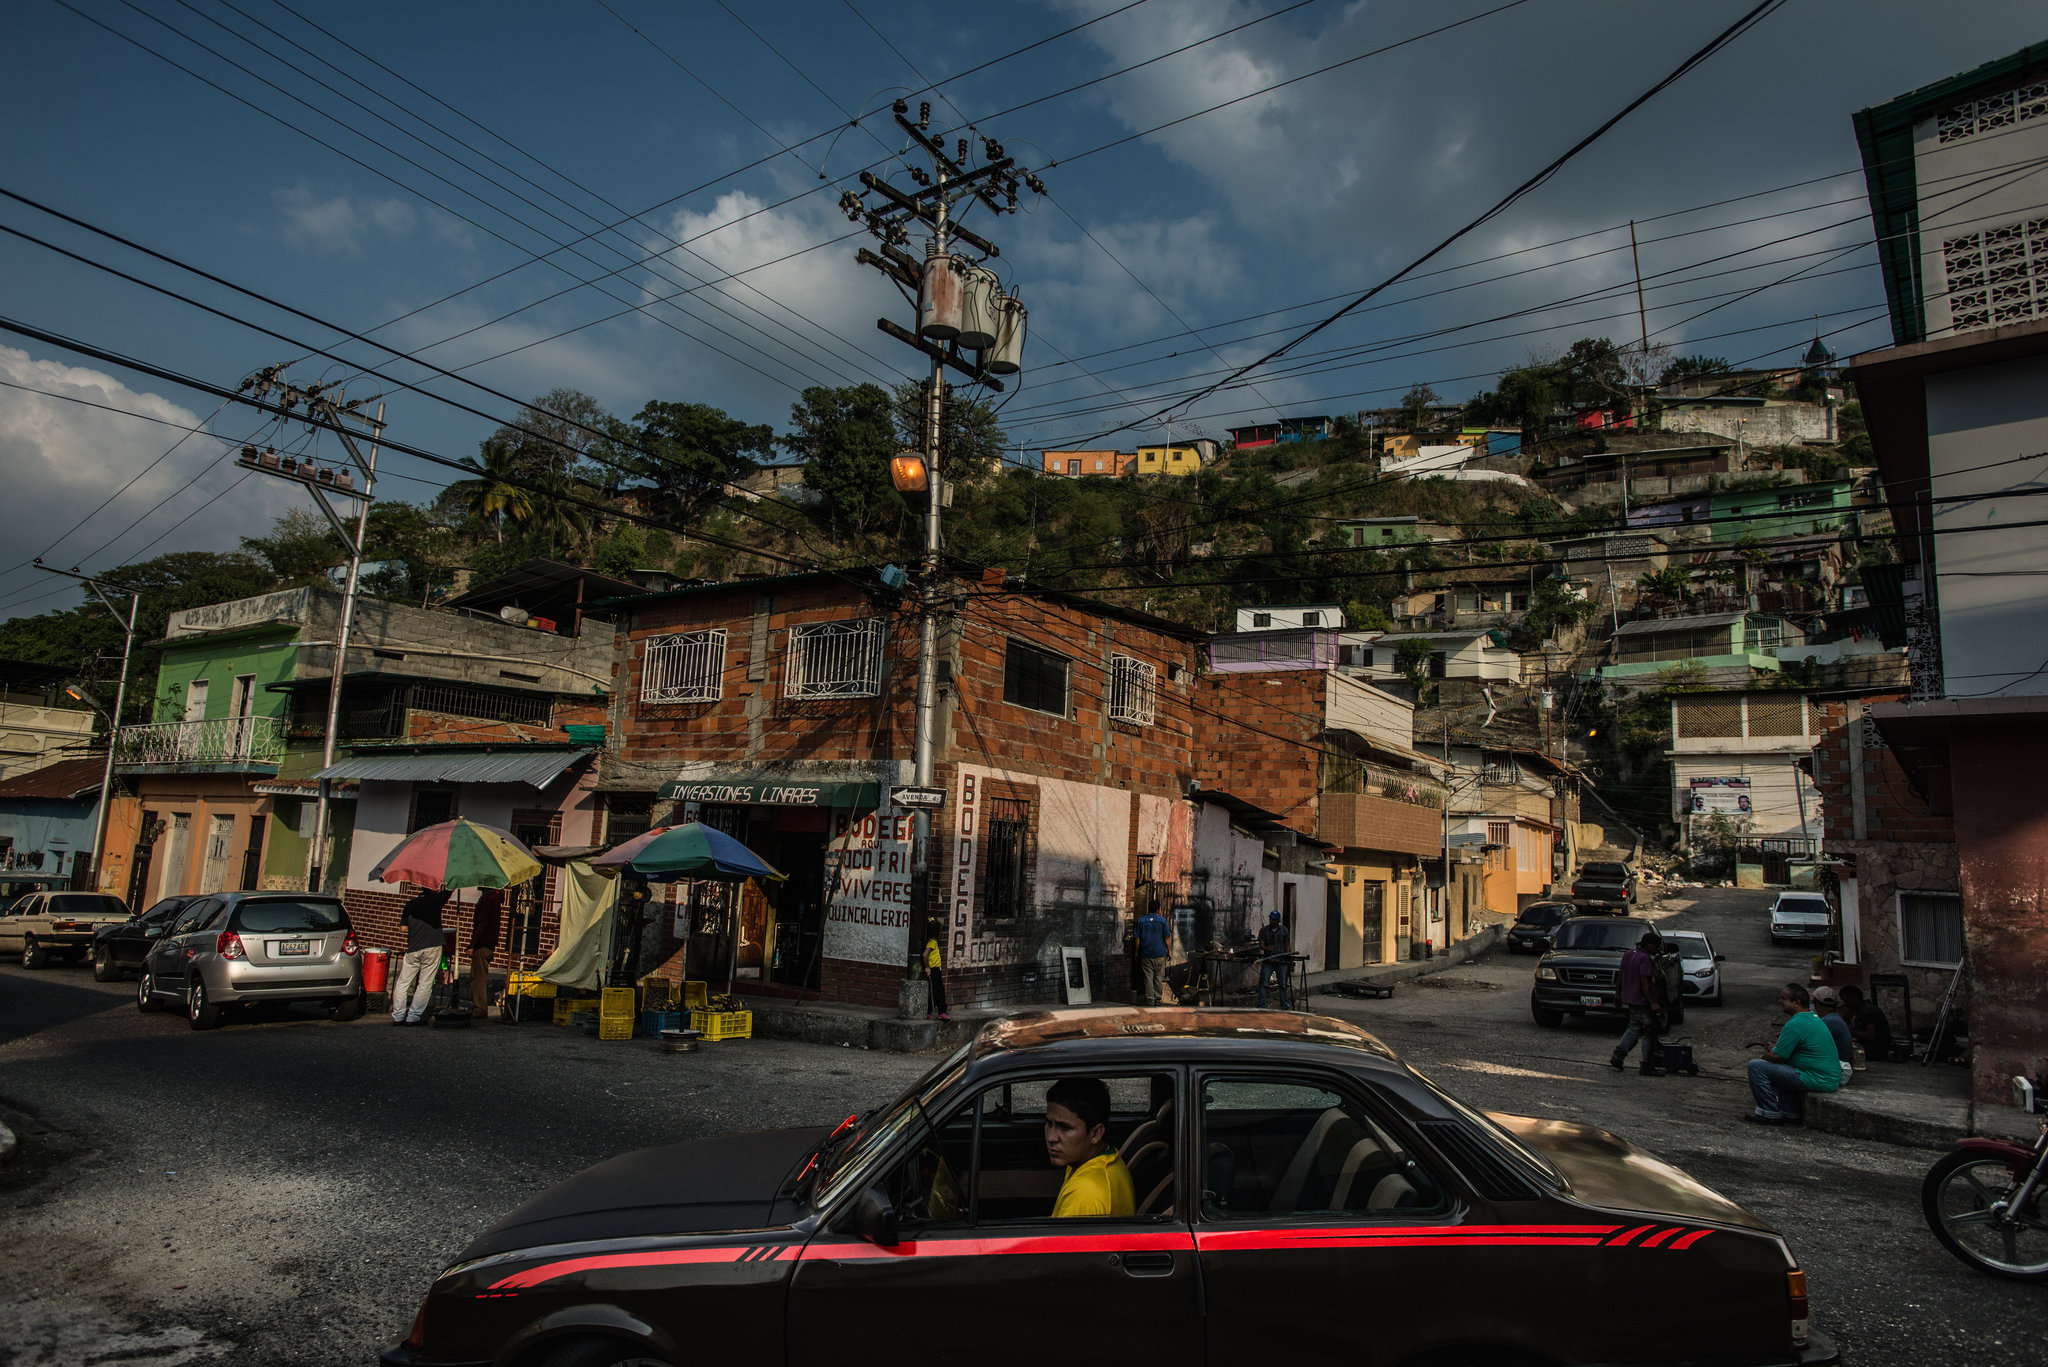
{"left": 788, "top": 1113, "right": 863, "bottom": 1203}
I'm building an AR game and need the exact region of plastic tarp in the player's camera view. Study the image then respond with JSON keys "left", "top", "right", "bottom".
{"left": 537, "top": 860, "right": 616, "bottom": 990}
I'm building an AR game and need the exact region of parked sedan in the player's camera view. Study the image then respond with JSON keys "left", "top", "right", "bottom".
{"left": 1505, "top": 900, "right": 1575, "bottom": 953}
{"left": 136, "top": 891, "right": 364, "bottom": 1029}
{"left": 1768, "top": 893, "right": 1833, "bottom": 947}
{"left": 1664, "top": 930, "right": 1725, "bottom": 1006}
{"left": 384, "top": 1008, "right": 1834, "bottom": 1367}
{"left": 92, "top": 895, "right": 196, "bottom": 981}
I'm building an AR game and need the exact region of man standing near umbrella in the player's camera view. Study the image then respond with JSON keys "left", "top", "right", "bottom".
{"left": 468, "top": 887, "right": 503, "bottom": 1020}
{"left": 392, "top": 888, "right": 450, "bottom": 1027}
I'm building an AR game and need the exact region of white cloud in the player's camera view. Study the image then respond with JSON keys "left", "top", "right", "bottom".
{"left": 0, "top": 347, "right": 298, "bottom": 619}
{"left": 273, "top": 185, "right": 418, "bottom": 255}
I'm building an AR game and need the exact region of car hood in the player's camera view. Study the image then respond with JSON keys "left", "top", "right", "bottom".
{"left": 1488, "top": 1113, "right": 1770, "bottom": 1231}
{"left": 458, "top": 1125, "right": 828, "bottom": 1260}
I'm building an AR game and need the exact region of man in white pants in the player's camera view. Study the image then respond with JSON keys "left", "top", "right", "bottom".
{"left": 391, "top": 888, "right": 450, "bottom": 1026}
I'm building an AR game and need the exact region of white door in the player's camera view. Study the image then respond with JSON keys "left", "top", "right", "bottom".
{"left": 157, "top": 813, "right": 192, "bottom": 899}
{"left": 229, "top": 674, "right": 256, "bottom": 759}
{"left": 181, "top": 680, "right": 210, "bottom": 759}
{"left": 198, "top": 814, "right": 235, "bottom": 894}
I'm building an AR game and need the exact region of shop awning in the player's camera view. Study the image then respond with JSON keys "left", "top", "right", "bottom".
{"left": 656, "top": 772, "right": 879, "bottom": 808}
{"left": 313, "top": 748, "right": 592, "bottom": 789}
{"left": 252, "top": 779, "right": 357, "bottom": 798}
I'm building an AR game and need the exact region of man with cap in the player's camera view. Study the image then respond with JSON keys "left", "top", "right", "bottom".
{"left": 1811, "top": 985, "right": 1855, "bottom": 1085}
{"left": 1256, "top": 909, "right": 1292, "bottom": 1009}
{"left": 1611, "top": 930, "right": 1667, "bottom": 1075}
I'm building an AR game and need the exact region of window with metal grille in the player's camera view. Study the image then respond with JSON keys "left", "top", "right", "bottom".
{"left": 1674, "top": 695, "right": 1743, "bottom": 738}
{"left": 1003, "top": 640, "right": 1068, "bottom": 717}
{"left": 1108, "top": 655, "right": 1156, "bottom": 726}
{"left": 1899, "top": 892, "right": 1964, "bottom": 968}
{"left": 1746, "top": 695, "right": 1806, "bottom": 738}
{"left": 982, "top": 798, "right": 1031, "bottom": 921}
{"left": 785, "top": 619, "right": 884, "bottom": 699}
{"left": 642, "top": 629, "right": 726, "bottom": 704}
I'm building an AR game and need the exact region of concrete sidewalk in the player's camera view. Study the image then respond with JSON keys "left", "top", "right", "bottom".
{"left": 1805, "top": 1059, "right": 2040, "bottom": 1149}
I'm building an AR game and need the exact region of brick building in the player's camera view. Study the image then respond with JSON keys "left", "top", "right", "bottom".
{"left": 593, "top": 570, "right": 1206, "bottom": 1011}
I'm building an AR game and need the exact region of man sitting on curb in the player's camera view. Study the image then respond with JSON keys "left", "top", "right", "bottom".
{"left": 1745, "top": 982, "right": 1841, "bottom": 1124}
{"left": 1811, "top": 985, "right": 1856, "bottom": 1086}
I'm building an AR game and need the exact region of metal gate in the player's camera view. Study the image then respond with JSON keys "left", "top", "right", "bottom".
{"left": 1360, "top": 883, "right": 1384, "bottom": 965}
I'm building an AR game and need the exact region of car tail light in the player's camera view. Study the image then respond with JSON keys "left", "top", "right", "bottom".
{"left": 216, "top": 930, "right": 246, "bottom": 960}
{"left": 1787, "top": 1269, "right": 1809, "bottom": 1346}
{"left": 405, "top": 1296, "right": 429, "bottom": 1350}
{"left": 341, "top": 931, "right": 359, "bottom": 957}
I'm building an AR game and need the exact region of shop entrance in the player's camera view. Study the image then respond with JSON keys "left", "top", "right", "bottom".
{"left": 767, "top": 816, "right": 829, "bottom": 990}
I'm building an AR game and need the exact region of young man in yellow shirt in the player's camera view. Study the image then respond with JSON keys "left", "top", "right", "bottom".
{"left": 1045, "top": 1077, "right": 1136, "bottom": 1218}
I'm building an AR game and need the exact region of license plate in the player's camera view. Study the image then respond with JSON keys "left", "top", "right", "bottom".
{"left": 1580, "top": 995, "right": 1604, "bottom": 1006}
{"left": 276, "top": 940, "right": 313, "bottom": 956}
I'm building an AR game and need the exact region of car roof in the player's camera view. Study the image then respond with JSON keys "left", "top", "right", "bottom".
{"left": 971, "top": 1006, "right": 1398, "bottom": 1064}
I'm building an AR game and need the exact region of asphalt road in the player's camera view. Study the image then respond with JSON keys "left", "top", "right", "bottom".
{"left": 0, "top": 886, "right": 2037, "bottom": 1367}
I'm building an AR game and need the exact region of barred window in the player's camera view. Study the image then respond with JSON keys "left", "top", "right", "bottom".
{"left": 642, "top": 630, "right": 726, "bottom": 703}
{"left": 1107, "top": 654, "right": 1156, "bottom": 726}
{"left": 1899, "top": 892, "right": 1964, "bottom": 969}
{"left": 982, "top": 798, "right": 1031, "bottom": 921}
{"left": 785, "top": 618, "right": 885, "bottom": 699}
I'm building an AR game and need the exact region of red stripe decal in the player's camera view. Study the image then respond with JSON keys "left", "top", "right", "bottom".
{"left": 1668, "top": 1229, "right": 1714, "bottom": 1250}
{"left": 490, "top": 1246, "right": 764, "bottom": 1290}
{"left": 1195, "top": 1224, "right": 1618, "bottom": 1252}
{"left": 801, "top": 1230, "right": 1192, "bottom": 1262}
{"left": 1639, "top": 1227, "right": 1683, "bottom": 1248}
{"left": 1607, "top": 1224, "right": 1656, "bottom": 1246}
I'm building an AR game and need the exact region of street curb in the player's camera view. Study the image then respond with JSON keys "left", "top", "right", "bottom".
{"left": 1302, "top": 923, "right": 1508, "bottom": 998}
{"left": 745, "top": 999, "right": 986, "bottom": 1054}
{"left": 1805, "top": 1094, "right": 1963, "bottom": 1150}
{"left": 0, "top": 1118, "right": 17, "bottom": 1165}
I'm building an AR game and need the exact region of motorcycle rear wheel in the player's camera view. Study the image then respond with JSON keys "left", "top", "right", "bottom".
{"left": 1922, "top": 1148, "right": 2048, "bottom": 1281}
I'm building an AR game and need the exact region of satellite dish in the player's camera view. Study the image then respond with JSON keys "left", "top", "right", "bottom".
{"left": 499, "top": 605, "right": 526, "bottom": 624}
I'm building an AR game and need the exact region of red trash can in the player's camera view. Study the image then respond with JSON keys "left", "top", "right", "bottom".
{"left": 362, "top": 946, "right": 391, "bottom": 994}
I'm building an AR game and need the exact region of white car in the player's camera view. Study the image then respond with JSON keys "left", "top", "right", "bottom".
{"left": 1768, "top": 892, "right": 1833, "bottom": 946}
{"left": 1664, "top": 930, "right": 1724, "bottom": 1006}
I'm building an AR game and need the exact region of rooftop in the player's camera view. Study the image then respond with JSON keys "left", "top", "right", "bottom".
{"left": 0, "top": 757, "right": 106, "bottom": 801}
{"left": 977, "top": 1006, "right": 1395, "bottom": 1060}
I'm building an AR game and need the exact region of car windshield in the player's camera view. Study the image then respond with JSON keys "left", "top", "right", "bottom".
{"left": 813, "top": 1045, "right": 970, "bottom": 1207}
{"left": 1776, "top": 898, "right": 1830, "bottom": 917}
{"left": 1581, "top": 863, "right": 1628, "bottom": 879}
{"left": 1518, "top": 905, "right": 1568, "bottom": 925}
{"left": 50, "top": 894, "right": 127, "bottom": 917}
{"left": 1552, "top": 920, "right": 1646, "bottom": 951}
{"left": 140, "top": 899, "right": 189, "bottom": 922}
{"left": 1666, "top": 934, "right": 1711, "bottom": 960}
{"left": 232, "top": 899, "right": 347, "bottom": 933}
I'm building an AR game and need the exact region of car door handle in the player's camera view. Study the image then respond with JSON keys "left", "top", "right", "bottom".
{"left": 1119, "top": 1251, "right": 1176, "bottom": 1277}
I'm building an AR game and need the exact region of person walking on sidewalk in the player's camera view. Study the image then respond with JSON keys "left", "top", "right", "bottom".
{"left": 1257, "top": 910, "right": 1293, "bottom": 1009}
{"left": 924, "top": 934, "right": 951, "bottom": 1021}
{"left": 1134, "top": 903, "right": 1172, "bottom": 1005}
{"left": 1745, "top": 982, "right": 1842, "bottom": 1124}
{"left": 467, "top": 887, "right": 503, "bottom": 1020}
{"left": 391, "top": 888, "right": 450, "bottom": 1027}
{"left": 1611, "top": 931, "right": 1667, "bottom": 1075}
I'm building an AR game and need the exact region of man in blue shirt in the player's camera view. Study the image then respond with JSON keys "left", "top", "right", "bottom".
{"left": 1746, "top": 981, "right": 1842, "bottom": 1123}
{"left": 1133, "top": 904, "right": 1171, "bottom": 1005}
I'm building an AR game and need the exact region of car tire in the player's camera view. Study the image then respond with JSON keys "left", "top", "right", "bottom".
{"left": 537, "top": 1336, "right": 677, "bottom": 1367}
{"left": 93, "top": 945, "right": 120, "bottom": 982}
{"left": 137, "top": 968, "right": 163, "bottom": 1012}
{"left": 22, "top": 935, "right": 46, "bottom": 970}
{"left": 330, "top": 993, "right": 365, "bottom": 1022}
{"left": 1531, "top": 996, "right": 1563, "bottom": 1028}
{"left": 187, "top": 976, "right": 222, "bottom": 1031}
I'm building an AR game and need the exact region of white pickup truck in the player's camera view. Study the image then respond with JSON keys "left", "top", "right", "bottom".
{"left": 0, "top": 883, "right": 133, "bottom": 969}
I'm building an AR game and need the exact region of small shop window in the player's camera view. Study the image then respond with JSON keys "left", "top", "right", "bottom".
{"left": 981, "top": 798, "right": 1031, "bottom": 921}
{"left": 786, "top": 619, "right": 885, "bottom": 699}
{"left": 1002, "top": 640, "right": 1068, "bottom": 717}
{"left": 1899, "top": 892, "right": 1964, "bottom": 968}
{"left": 642, "top": 629, "right": 726, "bottom": 704}
{"left": 602, "top": 792, "right": 655, "bottom": 846}
{"left": 409, "top": 788, "right": 456, "bottom": 834}
{"left": 1107, "top": 655, "right": 1156, "bottom": 726}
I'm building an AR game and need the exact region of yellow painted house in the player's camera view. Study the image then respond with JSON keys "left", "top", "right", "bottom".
{"left": 1134, "top": 442, "right": 1207, "bottom": 476}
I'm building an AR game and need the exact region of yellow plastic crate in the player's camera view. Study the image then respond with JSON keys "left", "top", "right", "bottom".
{"left": 681, "top": 980, "right": 711, "bottom": 1010}
{"left": 597, "top": 1015, "right": 635, "bottom": 1040}
{"left": 599, "top": 987, "right": 637, "bottom": 1019}
{"left": 639, "top": 978, "right": 677, "bottom": 1010}
{"left": 508, "top": 972, "right": 555, "bottom": 998}
{"left": 690, "top": 1008, "right": 752, "bottom": 1041}
{"left": 551, "top": 998, "right": 575, "bottom": 1025}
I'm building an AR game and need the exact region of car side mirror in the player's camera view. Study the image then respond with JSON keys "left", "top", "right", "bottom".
{"left": 145, "top": 925, "right": 166, "bottom": 938}
{"left": 841, "top": 1186, "right": 900, "bottom": 1247}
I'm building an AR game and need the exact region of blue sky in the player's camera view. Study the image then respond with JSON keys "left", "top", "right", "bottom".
{"left": 1, "top": 0, "right": 2043, "bottom": 619}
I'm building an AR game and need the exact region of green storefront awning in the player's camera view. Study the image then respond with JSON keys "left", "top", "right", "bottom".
{"left": 656, "top": 774, "right": 880, "bottom": 808}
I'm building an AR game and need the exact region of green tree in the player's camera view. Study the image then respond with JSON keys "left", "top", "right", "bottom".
{"left": 782, "top": 384, "right": 904, "bottom": 541}
{"left": 609, "top": 400, "right": 773, "bottom": 522}
{"left": 1396, "top": 637, "right": 1436, "bottom": 688}
{"left": 890, "top": 380, "right": 1008, "bottom": 483}
{"left": 1522, "top": 578, "right": 1597, "bottom": 637}
{"left": 448, "top": 440, "right": 533, "bottom": 542}
{"left": 1658, "top": 354, "right": 1730, "bottom": 385}
{"left": 1345, "top": 602, "right": 1393, "bottom": 630}
{"left": 241, "top": 508, "right": 343, "bottom": 583}
{"left": 590, "top": 522, "right": 650, "bottom": 578}
{"left": 1637, "top": 564, "right": 1691, "bottom": 605}
{"left": 490, "top": 387, "right": 612, "bottom": 479}
{"left": 1399, "top": 382, "right": 1441, "bottom": 434}
{"left": 522, "top": 471, "right": 596, "bottom": 556}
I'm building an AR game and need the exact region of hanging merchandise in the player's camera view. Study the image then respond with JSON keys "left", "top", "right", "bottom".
{"left": 954, "top": 264, "right": 1001, "bottom": 351}
{"left": 986, "top": 294, "right": 1027, "bottom": 375}
{"left": 535, "top": 861, "right": 618, "bottom": 991}
{"left": 918, "top": 253, "right": 963, "bottom": 339}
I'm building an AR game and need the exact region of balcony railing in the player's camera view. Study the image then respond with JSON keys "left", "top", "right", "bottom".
{"left": 115, "top": 715, "right": 285, "bottom": 768}
{"left": 1321, "top": 753, "right": 1444, "bottom": 808}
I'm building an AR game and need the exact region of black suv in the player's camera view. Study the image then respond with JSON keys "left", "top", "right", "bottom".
{"left": 1505, "top": 901, "right": 1575, "bottom": 954}
{"left": 1531, "top": 915, "right": 1684, "bottom": 1028}
{"left": 1569, "top": 860, "right": 1636, "bottom": 909}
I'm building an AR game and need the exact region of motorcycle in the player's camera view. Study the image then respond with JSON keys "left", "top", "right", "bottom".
{"left": 1921, "top": 1074, "right": 2048, "bottom": 1281}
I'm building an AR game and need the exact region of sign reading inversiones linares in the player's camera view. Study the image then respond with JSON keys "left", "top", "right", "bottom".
{"left": 667, "top": 782, "right": 827, "bottom": 806}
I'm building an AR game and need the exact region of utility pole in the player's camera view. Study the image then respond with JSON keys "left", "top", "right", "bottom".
{"left": 235, "top": 367, "right": 383, "bottom": 892}
{"left": 1629, "top": 220, "right": 1649, "bottom": 359}
{"left": 843, "top": 100, "right": 1046, "bottom": 988}
{"left": 33, "top": 563, "right": 137, "bottom": 894}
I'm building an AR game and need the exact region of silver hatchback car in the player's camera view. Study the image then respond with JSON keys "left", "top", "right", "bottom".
{"left": 136, "top": 891, "right": 365, "bottom": 1029}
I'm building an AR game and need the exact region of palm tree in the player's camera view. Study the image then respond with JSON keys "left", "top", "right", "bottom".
{"left": 524, "top": 471, "right": 594, "bottom": 556}
{"left": 448, "top": 440, "right": 531, "bottom": 542}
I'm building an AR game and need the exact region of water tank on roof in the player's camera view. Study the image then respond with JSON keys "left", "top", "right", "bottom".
{"left": 986, "top": 294, "right": 1027, "bottom": 375}
{"left": 918, "top": 253, "right": 963, "bottom": 340}
{"left": 499, "top": 605, "right": 527, "bottom": 624}
{"left": 955, "top": 264, "right": 1001, "bottom": 350}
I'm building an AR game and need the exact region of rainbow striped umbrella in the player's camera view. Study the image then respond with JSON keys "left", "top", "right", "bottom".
{"left": 591, "top": 821, "right": 784, "bottom": 883}
{"left": 368, "top": 817, "right": 544, "bottom": 890}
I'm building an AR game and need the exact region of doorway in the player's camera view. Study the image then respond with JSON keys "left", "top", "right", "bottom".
{"left": 1359, "top": 883, "right": 1384, "bottom": 965}
{"left": 128, "top": 809, "right": 159, "bottom": 907}
{"left": 767, "top": 821, "right": 829, "bottom": 990}
{"left": 239, "top": 814, "right": 267, "bottom": 890}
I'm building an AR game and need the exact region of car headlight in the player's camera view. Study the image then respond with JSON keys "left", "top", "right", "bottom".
{"left": 1536, "top": 965, "right": 1557, "bottom": 980}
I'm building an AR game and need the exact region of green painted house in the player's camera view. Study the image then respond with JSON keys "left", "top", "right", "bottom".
{"left": 1708, "top": 479, "right": 1854, "bottom": 543}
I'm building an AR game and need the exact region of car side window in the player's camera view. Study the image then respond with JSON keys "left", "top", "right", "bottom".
{"left": 1198, "top": 1075, "right": 1445, "bottom": 1220}
{"left": 171, "top": 899, "right": 220, "bottom": 936}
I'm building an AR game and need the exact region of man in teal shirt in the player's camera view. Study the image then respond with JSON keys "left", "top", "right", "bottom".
{"left": 1745, "top": 982, "right": 1841, "bottom": 1123}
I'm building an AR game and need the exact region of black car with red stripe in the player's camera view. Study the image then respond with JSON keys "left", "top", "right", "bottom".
{"left": 383, "top": 1008, "right": 1837, "bottom": 1367}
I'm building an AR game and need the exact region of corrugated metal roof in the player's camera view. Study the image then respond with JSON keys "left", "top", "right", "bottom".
{"left": 1612, "top": 610, "right": 1751, "bottom": 637}
{"left": 313, "top": 748, "right": 592, "bottom": 788}
{"left": 0, "top": 757, "right": 106, "bottom": 800}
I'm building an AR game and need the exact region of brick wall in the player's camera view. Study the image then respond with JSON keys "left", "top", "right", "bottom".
{"left": 1193, "top": 671, "right": 1322, "bottom": 821}
{"left": 1812, "top": 694, "right": 1957, "bottom": 844}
